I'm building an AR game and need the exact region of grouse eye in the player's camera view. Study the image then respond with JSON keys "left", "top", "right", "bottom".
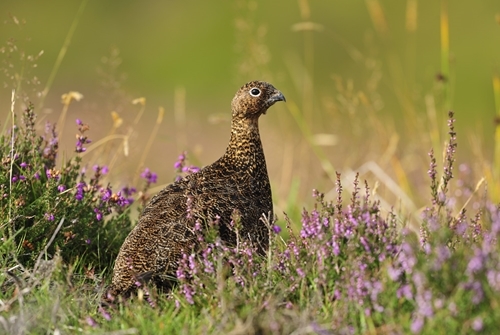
{"left": 249, "top": 88, "right": 261, "bottom": 97}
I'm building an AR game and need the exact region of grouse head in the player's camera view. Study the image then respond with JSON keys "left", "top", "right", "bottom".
{"left": 231, "top": 81, "right": 286, "bottom": 120}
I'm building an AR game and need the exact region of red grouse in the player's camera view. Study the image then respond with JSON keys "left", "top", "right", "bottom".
{"left": 103, "top": 81, "right": 285, "bottom": 302}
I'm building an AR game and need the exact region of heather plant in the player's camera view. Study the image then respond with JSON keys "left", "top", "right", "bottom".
{"left": 0, "top": 103, "right": 155, "bottom": 273}
{"left": 151, "top": 111, "right": 500, "bottom": 334}
{"left": 381, "top": 112, "right": 500, "bottom": 333}
{"left": 169, "top": 171, "right": 401, "bottom": 333}
{"left": 2, "top": 108, "right": 500, "bottom": 334}
{"left": 2, "top": 2, "right": 500, "bottom": 333}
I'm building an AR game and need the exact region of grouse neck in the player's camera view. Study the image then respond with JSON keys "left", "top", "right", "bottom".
{"left": 222, "top": 117, "right": 265, "bottom": 167}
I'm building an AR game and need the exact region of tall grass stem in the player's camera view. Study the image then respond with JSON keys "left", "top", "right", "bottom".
{"left": 39, "top": 0, "right": 89, "bottom": 109}
{"left": 8, "top": 89, "right": 16, "bottom": 238}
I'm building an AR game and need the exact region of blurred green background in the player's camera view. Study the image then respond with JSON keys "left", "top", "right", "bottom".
{"left": 1, "top": 0, "right": 499, "bottom": 214}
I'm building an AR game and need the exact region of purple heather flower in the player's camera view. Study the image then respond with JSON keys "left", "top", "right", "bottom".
{"left": 467, "top": 249, "right": 484, "bottom": 275}
{"left": 387, "top": 265, "right": 403, "bottom": 281}
{"left": 76, "top": 118, "right": 83, "bottom": 126}
{"left": 330, "top": 238, "right": 340, "bottom": 256}
{"left": 273, "top": 225, "right": 281, "bottom": 234}
{"left": 20, "top": 162, "right": 28, "bottom": 168}
{"left": 396, "top": 284, "right": 413, "bottom": 300}
{"left": 174, "top": 152, "right": 186, "bottom": 170}
{"left": 11, "top": 175, "right": 18, "bottom": 183}
{"left": 101, "top": 165, "right": 109, "bottom": 175}
{"left": 44, "top": 213, "right": 55, "bottom": 221}
{"left": 94, "top": 208, "right": 103, "bottom": 221}
{"left": 182, "top": 284, "right": 195, "bottom": 305}
{"left": 98, "top": 307, "right": 111, "bottom": 321}
{"left": 487, "top": 270, "right": 500, "bottom": 291}
{"left": 34, "top": 171, "right": 40, "bottom": 179}
{"left": 101, "top": 187, "right": 112, "bottom": 202}
{"left": 75, "top": 182, "right": 86, "bottom": 201}
{"left": 75, "top": 134, "right": 91, "bottom": 153}
{"left": 188, "top": 254, "right": 197, "bottom": 274}
{"left": 85, "top": 239, "right": 91, "bottom": 244}
{"left": 57, "top": 184, "right": 66, "bottom": 192}
{"left": 122, "top": 186, "right": 137, "bottom": 196}
{"left": 19, "top": 175, "right": 26, "bottom": 181}
{"left": 182, "top": 165, "right": 200, "bottom": 174}
{"left": 141, "top": 168, "right": 158, "bottom": 184}
{"left": 85, "top": 316, "right": 98, "bottom": 327}
{"left": 410, "top": 316, "right": 424, "bottom": 334}
{"left": 471, "top": 317, "right": 483, "bottom": 332}
{"left": 360, "top": 236, "right": 371, "bottom": 252}
{"left": 300, "top": 209, "right": 323, "bottom": 239}
{"left": 119, "top": 186, "right": 136, "bottom": 206}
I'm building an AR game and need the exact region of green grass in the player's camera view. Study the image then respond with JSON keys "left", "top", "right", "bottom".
{"left": 1, "top": 1, "right": 500, "bottom": 334}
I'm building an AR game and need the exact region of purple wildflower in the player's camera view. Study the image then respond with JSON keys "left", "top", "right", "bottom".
{"left": 174, "top": 151, "right": 200, "bottom": 176}
{"left": 471, "top": 317, "right": 483, "bottom": 332}
{"left": 98, "top": 307, "right": 111, "bottom": 321}
{"left": 20, "top": 162, "right": 28, "bottom": 168}
{"left": 85, "top": 316, "right": 98, "bottom": 327}
{"left": 182, "top": 165, "right": 200, "bottom": 174}
{"left": 75, "top": 182, "right": 86, "bottom": 201}
{"left": 467, "top": 249, "right": 484, "bottom": 274}
{"left": 44, "top": 213, "right": 55, "bottom": 221}
{"left": 75, "top": 136, "right": 88, "bottom": 152}
{"left": 100, "top": 187, "right": 112, "bottom": 202}
{"left": 57, "top": 184, "right": 66, "bottom": 193}
{"left": 94, "top": 208, "right": 103, "bottom": 221}
{"left": 182, "top": 283, "right": 195, "bottom": 304}
{"left": 410, "top": 316, "right": 424, "bottom": 334}
{"left": 273, "top": 224, "right": 282, "bottom": 234}
{"left": 141, "top": 168, "right": 158, "bottom": 184}
{"left": 119, "top": 186, "right": 136, "bottom": 206}
{"left": 174, "top": 152, "right": 186, "bottom": 170}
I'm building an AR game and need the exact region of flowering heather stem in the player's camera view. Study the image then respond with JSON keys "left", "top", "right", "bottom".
{"left": 440, "top": 110, "right": 457, "bottom": 202}
{"left": 428, "top": 148, "right": 438, "bottom": 206}
{"left": 336, "top": 172, "right": 343, "bottom": 215}
{"left": 351, "top": 172, "right": 360, "bottom": 208}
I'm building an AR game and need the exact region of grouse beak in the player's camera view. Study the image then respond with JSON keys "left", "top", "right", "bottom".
{"left": 269, "top": 90, "right": 286, "bottom": 104}
{"left": 263, "top": 90, "right": 286, "bottom": 115}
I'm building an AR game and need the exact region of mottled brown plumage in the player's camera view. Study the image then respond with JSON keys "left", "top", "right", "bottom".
{"left": 103, "top": 81, "right": 285, "bottom": 302}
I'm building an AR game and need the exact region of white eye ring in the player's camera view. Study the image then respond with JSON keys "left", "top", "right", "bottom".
{"left": 249, "top": 88, "right": 261, "bottom": 97}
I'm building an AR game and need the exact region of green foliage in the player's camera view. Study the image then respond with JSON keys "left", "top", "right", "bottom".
{"left": 0, "top": 104, "right": 135, "bottom": 271}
